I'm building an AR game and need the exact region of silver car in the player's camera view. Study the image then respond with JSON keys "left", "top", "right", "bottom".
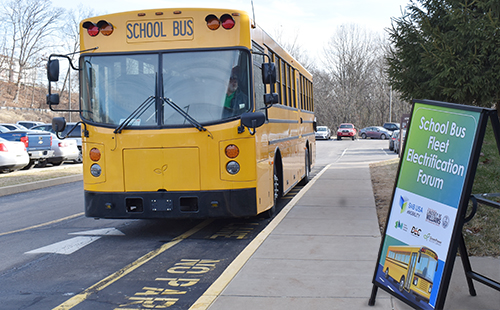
{"left": 315, "top": 126, "right": 331, "bottom": 140}
{"left": 0, "top": 137, "right": 29, "bottom": 172}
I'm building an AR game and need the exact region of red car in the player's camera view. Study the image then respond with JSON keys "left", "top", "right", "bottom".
{"left": 337, "top": 123, "right": 357, "bottom": 140}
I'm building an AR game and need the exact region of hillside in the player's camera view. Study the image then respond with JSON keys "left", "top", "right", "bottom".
{"left": 0, "top": 80, "right": 77, "bottom": 124}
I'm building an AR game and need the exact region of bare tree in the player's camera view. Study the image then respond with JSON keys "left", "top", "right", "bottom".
{"left": 1, "top": 0, "right": 64, "bottom": 103}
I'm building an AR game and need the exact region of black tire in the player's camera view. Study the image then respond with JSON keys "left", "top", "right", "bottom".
{"left": 381, "top": 134, "right": 386, "bottom": 140}
{"left": 337, "top": 136, "right": 341, "bottom": 140}
{"left": 52, "top": 161, "right": 64, "bottom": 166}
{"left": 399, "top": 276, "right": 405, "bottom": 292}
{"left": 299, "top": 148, "right": 311, "bottom": 186}
{"left": 262, "top": 162, "right": 280, "bottom": 218}
{"left": 361, "top": 133, "right": 367, "bottom": 139}
{"left": 21, "top": 160, "right": 36, "bottom": 170}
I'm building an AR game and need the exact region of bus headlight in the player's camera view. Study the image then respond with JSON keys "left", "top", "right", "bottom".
{"left": 428, "top": 284, "right": 432, "bottom": 293}
{"left": 226, "top": 161, "right": 240, "bottom": 174}
{"left": 90, "top": 163, "right": 102, "bottom": 177}
{"left": 413, "top": 277, "right": 418, "bottom": 286}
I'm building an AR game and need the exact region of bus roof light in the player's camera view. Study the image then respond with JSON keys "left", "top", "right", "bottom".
{"left": 205, "top": 14, "right": 220, "bottom": 30}
{"left": 221, "top": 14, "right": 235, "bottom": 30}
{"left": 97, "top": 20, "right": 114, "bottom": 36}
{"left": 83, "top": 21, "right": 99, "bottom": 36}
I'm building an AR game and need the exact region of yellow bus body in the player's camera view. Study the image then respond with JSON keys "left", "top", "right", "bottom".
{"left": 75, "top": 8, "right": 315, "bottom": 219}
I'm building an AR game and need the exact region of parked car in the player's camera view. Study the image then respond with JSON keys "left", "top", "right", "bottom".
{"left": 337, "top": 123, "right": 357, "bottom": 140}
{"left": 383, "top": 122, "right": 400, "bottom": 132}
{"left": 35, "top": 133, "right": 80, "bottom": 167}
{"left": 0, "top": 137, "right": 29, "bottom": 172}
{"left": 359, "top": 126, "right": 392, "bottom": 139}
{"left": 0, "top": 125, "right": 10, "bottom": 133}
{"left": 31, "top": 123, "right": 82, "bottom": 163}
{"left": 393, "top": 130, "right": 401, "bottom": 153}
{"left": 0, "top": 129, "right": 54, "bottom": 169}
{"left": 394, "top": 129, "right": 406, "bottom": 154}
{"left": 315, "top": 126, "right": 331, "bottom": 140}
{"left": 389, "top": 130, "right": 399, "bottom": 151}
{"left": 16, "top": 121, "right": 45, "bottom": 129}
{"left": 0, "top": 123, "right": 28, "bottom": 131}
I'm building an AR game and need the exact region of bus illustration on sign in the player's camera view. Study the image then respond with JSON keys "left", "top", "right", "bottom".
{"left": 382, "top": 245, "right": 438, "bottom": 304}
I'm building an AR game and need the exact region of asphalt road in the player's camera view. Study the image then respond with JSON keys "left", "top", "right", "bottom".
{"left": 0, "top": 138, "right": 397, "bottom": 310}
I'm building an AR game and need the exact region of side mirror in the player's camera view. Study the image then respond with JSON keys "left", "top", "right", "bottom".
{"left": 46, "top": 93, "right": 60, "bottom": 105}
{"left": 262, "top": 63, "right": 277, "bottom": 84}
{"left": 52, "top": 117, "right": 67, "bottom": 133}
{"left": 264, "top": 93, "right": 279, "bottom": 105}
{"left": 47, "top": 59, "right": 60, "bottom": 82}
{"left": 240, "top": 112, "right": 266, "bottom": 135}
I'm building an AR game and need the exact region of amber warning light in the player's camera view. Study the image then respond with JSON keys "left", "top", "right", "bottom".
{"left": 205, "top": 14, "right": 235, "bottom": 30}
{"left": 83, "top": 20, "right": 114, "bottom": 37}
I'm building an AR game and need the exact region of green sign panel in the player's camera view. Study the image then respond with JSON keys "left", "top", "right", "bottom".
{"left": 371, "top": 100, "right": 489, "bottom": 310}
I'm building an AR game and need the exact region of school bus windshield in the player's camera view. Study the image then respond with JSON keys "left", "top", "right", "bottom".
{"left": 81, "top": 49, "right": 251, "bottom": 127}
{"left": 415, "top": 253, "right": 438, "bottom": 282}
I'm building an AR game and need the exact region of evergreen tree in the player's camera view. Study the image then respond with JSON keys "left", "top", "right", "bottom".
{"left": 387, "top": 0, "right": 500, "bottom": 109}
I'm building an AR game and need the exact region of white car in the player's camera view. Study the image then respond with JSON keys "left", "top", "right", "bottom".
{"left": 0, "top": 137, "right": 29, "bottom": 172}
{"left": 315, "top": 126, "right": 331, "bottom": 140}
{"left": 31, "top": 133, "right": 80, "bottom": 167}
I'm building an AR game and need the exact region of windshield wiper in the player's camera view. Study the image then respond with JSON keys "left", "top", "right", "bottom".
{"left": 114, "top": 96, "right": 155, "bottom": 134}
{"left": 161, "top": 97, "right": 206, "bottom": 132}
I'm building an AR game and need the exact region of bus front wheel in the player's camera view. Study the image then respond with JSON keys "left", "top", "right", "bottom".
{"left": 262, "top": 163, "right": 280, "bottom": 219}
{"left": 398, "top": 276, "right": 405, "bottom": 292}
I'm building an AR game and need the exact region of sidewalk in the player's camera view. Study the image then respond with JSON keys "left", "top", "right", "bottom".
{"left": 192, "top": 159, "right": 500, "bottom": 310}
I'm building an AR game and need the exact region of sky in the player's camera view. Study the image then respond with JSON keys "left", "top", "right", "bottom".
{"left": 51, "top": 0, "right": 411, "bottom": 63}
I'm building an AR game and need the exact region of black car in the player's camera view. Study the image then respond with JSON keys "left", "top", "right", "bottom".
{"left": 383, "top": 122, "right": 400, "bottom": 132}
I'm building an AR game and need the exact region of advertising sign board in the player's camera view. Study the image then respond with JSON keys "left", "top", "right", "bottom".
{"left": 371, "top": 100, "right": 489, "bottom": 310}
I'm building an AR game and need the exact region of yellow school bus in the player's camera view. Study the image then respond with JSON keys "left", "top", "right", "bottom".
{"left": 46, "top": 8, "right": 315, "bottom": 219}
{"left": 382, "top": 245, "right": 438, "bottom": 303}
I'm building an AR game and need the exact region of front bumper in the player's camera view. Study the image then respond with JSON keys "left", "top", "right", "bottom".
{"left": 85, "top": 188, "right": 258, "bottom": 219}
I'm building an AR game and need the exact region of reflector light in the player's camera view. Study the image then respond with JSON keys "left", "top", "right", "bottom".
{"left": 90, "top": 147, "right": 101, "bottom": 162}
{"left": 97, "top": 20, "right": 113, "bottom": 36}
{"left": 221, "top": 14, "right": 235, "bottom": 29}
{"left": 225, "top": 144, "right": 239, "bottom": 158}
{"left": 0, "top": 143, "right": 7, "bottom": 152}
{"left": 83, "top": 21, "right": 99, "bottom": 36}
{"left": 205, "top": 14, "right": 220, "bottom": 30}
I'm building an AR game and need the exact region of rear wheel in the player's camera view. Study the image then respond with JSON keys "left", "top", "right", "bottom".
{"left": 381, "top": 134, "right": 386, "bottom": 139}
{"left": 21, "top": 160, "right": 36, "bottom": 170}
{"left": 299, "top": 148, "right": 311, "bottom": 186}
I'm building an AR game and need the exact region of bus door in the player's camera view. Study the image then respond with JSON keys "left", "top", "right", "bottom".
{"left": 405, "top": 253, "right": 418, "bottom": 290}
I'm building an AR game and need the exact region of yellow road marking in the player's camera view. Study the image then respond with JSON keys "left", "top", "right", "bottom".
{"left": 189, "top": 164, "right": 332, "bottom": 310}
{"left": 0, "top": 213, "right": 85, "bottom": 237}
{"left": 52, "top": 219, "right": 214, "bottom": 310}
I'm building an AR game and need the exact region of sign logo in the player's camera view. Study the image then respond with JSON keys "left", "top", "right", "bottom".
{"left": 399, "top": 196, "right": 409, "bottom": 213}
{"left": 395, "top": 220, "right": 408, "bottom": 232}
{"left": 442, "top": 215, "right": 450, "bottom": 229}
{"left": 424, "top": 233, "right": 443, "bottom": 246}
{"left": 426, "top": 208, "right": 442, "bottom": 226}
{"left": 411, "top": 226, "right": 422, "bottom": 237}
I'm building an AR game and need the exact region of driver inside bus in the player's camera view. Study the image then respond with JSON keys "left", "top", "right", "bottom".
{"left": 223, "top": 66, "right": 248, "bottom": 116}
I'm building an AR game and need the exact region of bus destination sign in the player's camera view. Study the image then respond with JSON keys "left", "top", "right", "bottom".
{"left": 126, "top": 18, "right": 194, "bottom": 43}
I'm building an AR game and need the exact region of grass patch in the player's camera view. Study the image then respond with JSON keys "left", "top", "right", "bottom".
{"left": 0, "top": 165, "right": 82, "bottom": 187}
{"left": 371, "top": 122, "right": 500, "bottom": 257}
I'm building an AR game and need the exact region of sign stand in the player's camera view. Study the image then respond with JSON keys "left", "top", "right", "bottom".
{"left": 369, "top": 99, "right": 499, "bottom": 310}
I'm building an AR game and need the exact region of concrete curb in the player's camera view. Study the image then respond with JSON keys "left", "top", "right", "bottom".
{"left": 0, "top": 174, "right": 83, "bottom": 197}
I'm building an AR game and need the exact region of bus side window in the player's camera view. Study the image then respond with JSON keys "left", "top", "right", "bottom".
{"left": 253, "top": 64, "right": 265, "bottom": 110}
